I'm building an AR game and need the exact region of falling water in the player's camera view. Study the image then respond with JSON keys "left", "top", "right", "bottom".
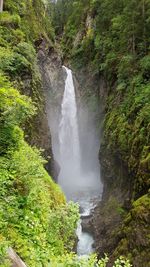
{"left": 58, "top": 66, "right": 103, "bottom": 256}
{"left": 59, "top": 66, "right": 80, "bottom": 169}
{"left": 58, "top": 66, "right": 82, "bottom": 197}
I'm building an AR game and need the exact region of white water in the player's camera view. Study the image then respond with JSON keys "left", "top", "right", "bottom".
{"left": 76, "top": 220, "right": 94, "bottom": 255}
{"left": 58, "top": 66, "right": 103, "bottom": 256}
{"left": 58, "top": 66, "right": 81, "bottom": 190}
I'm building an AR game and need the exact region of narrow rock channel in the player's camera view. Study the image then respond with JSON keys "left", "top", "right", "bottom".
{"left": 48, "top": 65, "right": 103, "bottom": 255}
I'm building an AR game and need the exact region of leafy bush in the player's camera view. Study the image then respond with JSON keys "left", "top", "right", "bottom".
{"left": 0, "top": 47, "right": 31, "bottom": 75}
{"left": 113, "top": 256, "right": 132, "bottom": 267}
{"left": 117, "top": 55, "right": 136, "bottom": 83}
{"left": 0, "top": 12, "right": 20, "bottom": 27}
{"left": 14, "top": 42, "right": 36, "bottom": 63}
{"left": 0, "top": 76, "right": 79, "bottom": 266}
{"left": 47, "top": 254, "right": 132, "bottom": 267}
{"left": 0, "top": 74, "right": 36, "bottom": 154}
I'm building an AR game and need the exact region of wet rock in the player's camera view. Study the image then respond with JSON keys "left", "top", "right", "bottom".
{"left": 79, "top": 206, "right": 84, "bottom": 214}
{"left": 18, "top": 38, "right": 59, "bottom": 182}
{"left": 92, "top": 200, "right": 123, "bottom": 257}
{"left": 80, "top": 214, "right": 91, "bottom": 220}
{"left": 81, "top": 217, "right": 93, "bottom": 234}
{"left": 37, "top": 39, "right": 65, "bottom": 181}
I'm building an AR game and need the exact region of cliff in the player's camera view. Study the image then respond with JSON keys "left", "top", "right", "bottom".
{"left": 55, "top": 1, "right": 150, "bottom": 265}
{"left": 0, "top": 1, "right": 79, "bottom": 266}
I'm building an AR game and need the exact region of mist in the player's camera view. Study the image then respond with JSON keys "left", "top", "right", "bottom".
{"left": 45, "top": 66, "right": 103, "bottom": 209}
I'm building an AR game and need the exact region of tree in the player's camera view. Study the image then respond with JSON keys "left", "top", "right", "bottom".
{"left": 0, "top": 0, "right": 3, "bottom": 12}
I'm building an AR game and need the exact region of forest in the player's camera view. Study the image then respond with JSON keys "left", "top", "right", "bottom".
{"left": 0, "top": 0, "right": 149, "bottom": 266}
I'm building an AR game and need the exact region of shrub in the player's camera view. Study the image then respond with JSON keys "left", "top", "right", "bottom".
{"left": 0, "top": 12, "right": 20, "bottom": 27}
{"left": 14, "top": 42, "right": 36, "bottom": 63}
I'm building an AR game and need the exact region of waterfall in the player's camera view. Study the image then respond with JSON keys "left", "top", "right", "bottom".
{"left": 57, "top": 65, "right": 103, "bottom": 256}
{"left": 58, "top": 66, "right": 81, "bottom": 196}
{"left": 76, "top": 221, "right": 94, "bottom": 255}
{"left": 59, "top": 66, "right": 80, "bottom": 165}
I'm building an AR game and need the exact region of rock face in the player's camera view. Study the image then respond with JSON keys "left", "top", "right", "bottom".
{"left": 25, "top": 103, "right": 54, "bottom": 177}
{"left": 89, "top": 144, "right": 132, "bottom": 263}
{"left": 92, "top": 156, "right": 130, "bottom": 258}
{"left": 91, "top": 94, "right": 150, "bottom": 266}
{"left": 37, "top": 39, "right": 65, "bottom": 180}
{"left": 19, "top": 39, "right": 65, "bottom": 181}
{"left": 72, "top": 66, "right": 150, "bottom": 266}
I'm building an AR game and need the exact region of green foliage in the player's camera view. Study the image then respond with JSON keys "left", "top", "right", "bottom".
{"left": 0, "top": 0, "right": 148, "bottom": 266}
{"left": 0, "top": 11, "right": 21, "bottom": 27}
{"left": 57, "top": 0, "right": 150, "bottom": 196}
{"left": 117, "top": 55, "right": 136, "bottom": 83}
{"left": 0, "top": 0, "right": 55, "bottom": 79}
{"left": 61, "top": 0, "right": 150, "bottom": 76}
{"left": 0, "top": 2, "right": 81, "bottom": 267}
{"left": 47, "top": 254, "right": 131, "bottom": 267}
{"left": 3, "top": 0, "right": 55, "bottom": 42}
{"left": 52, "top": 1, "right": 150, "bottom": 265}
{"left": 140, "top": 55, "right": 150, "bottom": 79}
{"left": 104, "top": 81, "right": 150, "bottom": 194}
{"left": 0, "top": 46, "right": 32, "bottom": 75}
{"left": 0, "top": 75, "right": 36, "bottom": 154}
{"left": 0, "top": 0, "right": 54, "bottom": 135}
{"left": 0, "top": 76, "right": 79, "bottom": 266}
{"left": 49, "top": 254, "right": 105, "bottom": 267}
{"left": 14, "top": 42, "right": 36, "bottom": 63}
{"left": 113, "top": 194, "right": 150, "bottom": 266}
{"left": 113, "top": 256, "right": 132, "bottom": 267}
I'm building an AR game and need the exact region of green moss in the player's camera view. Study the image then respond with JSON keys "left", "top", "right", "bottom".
{"left": 0, "top": 11, "right": 21, "bottom": 27}
{"left": 0, "top": 76, "right": 79, "bottom": 266}
{"left": 57, "top": 0, "right": 150, "bottom": 199}
{"left": 103, "top": 83, "right": 150, "bottom": 196}
{"left": 133, "top": 194, "right": 150, "bottom": 210}
{"left": 113, "top": 194, "right": 150, "bottom": 266}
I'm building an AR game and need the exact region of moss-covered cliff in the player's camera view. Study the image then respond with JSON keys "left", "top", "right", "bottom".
{"left": 1, "top": 0, "right": 150, "bottom": 266}
{"left": 0, "top": 0, "right": 55, "bottom": 171}
{"left": 0, "top": 1, "right": 80, "bottom": 266}
{"left": 52, "top": 0, "right": 150, "bottom": 266}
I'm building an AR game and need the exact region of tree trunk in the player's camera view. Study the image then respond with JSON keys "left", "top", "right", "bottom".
{"left": 132, "top": 15, "right": 135, "bottom": 54}
{"left": 0, "top": 0, "right": 3, "bottom": 12}
{"left": 142, "top": 0, "right": 146, "bottom": 52}
{"left": 7, "top": 248, "right": 28, "bottom": 267}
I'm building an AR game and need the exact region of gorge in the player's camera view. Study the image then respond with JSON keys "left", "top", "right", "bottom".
{"left": 0, "top": 0, "right": 150, "bottom": 267}
{"left": 41, "top": 59, "right": 103, "bottom": 256}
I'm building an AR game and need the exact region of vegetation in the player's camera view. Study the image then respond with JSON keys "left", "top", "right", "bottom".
{"left": 0, "top": 1, "right": 121, "bottom": 266}
{"left": 0, "top": 73, "right": 80, "bottom": 266}
{"left": 51, "top": 0, "right": 150, "bottom": 266}
{"left": 0, "top": 75, "right": 131, "bottom": 266}
{"left": 53, "top": 0, "right": 150, "bottom": 196}
{"left": 112, "top": 193, "right": 150, "bottom": 267}
{"left": 54, "top": 0, "right": 150, "bottom": 198}
{"left": 0, "top": 0, "right": 54, "bottom": 113}
{"left": 0, "top": 1, "right": 80, "bottom": 266}
{"left": 0, "top": 0, "right": 149, "bottom": 266}
{"left": 48, "top": 254, "right": 132, "bottom": 267}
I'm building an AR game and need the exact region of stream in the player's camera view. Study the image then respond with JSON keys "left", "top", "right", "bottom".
{"left": 57, "top": 66, "right": 103, "bottom": 255}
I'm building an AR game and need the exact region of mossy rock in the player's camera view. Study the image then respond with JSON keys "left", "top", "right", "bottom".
{"left": 112, "top": 194, "right": 150, "bottom": 266}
